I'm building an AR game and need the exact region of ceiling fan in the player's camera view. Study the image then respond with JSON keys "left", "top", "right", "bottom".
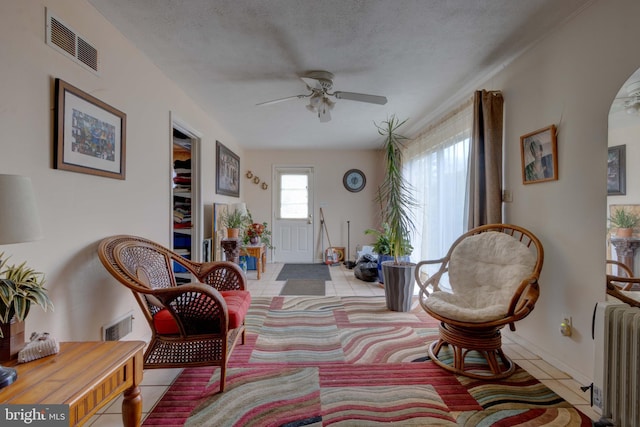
{"left": 256, "top": 70, "right": 388, "bottom": 122}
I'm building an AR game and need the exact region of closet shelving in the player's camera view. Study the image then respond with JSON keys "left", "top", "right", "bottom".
{"left": 172, "top": 131, "right": 193, "bottom": 284}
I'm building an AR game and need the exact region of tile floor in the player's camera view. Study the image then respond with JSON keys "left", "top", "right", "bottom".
{"left": 88, "top": 262, "right": 600, "bottom": 426}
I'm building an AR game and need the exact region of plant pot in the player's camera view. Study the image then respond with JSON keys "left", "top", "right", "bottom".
{"left": 249, "top": 236, "right": 260, "bottom": 245}
{"left": 617, "top": 228, "right": 633, "bottom": 238}
{"left": 377, "top": 255, "right": 410, "bottom": 284}
{"left": 0, "top": 318, "right": 25, "bottom": 362}
{"left": 381, "top": 261, "right": 417, "bottom": 312}
{"left": 226, "top": 228, "right": 240, "bottom": 239}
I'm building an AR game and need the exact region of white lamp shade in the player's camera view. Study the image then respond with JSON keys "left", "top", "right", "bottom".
{"left": 0, "top": 174, "right": 44, "bottom": 244}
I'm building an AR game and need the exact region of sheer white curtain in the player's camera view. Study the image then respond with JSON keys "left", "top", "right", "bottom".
{"left": 405, "top": 100, "right": 473, "bottom": 262}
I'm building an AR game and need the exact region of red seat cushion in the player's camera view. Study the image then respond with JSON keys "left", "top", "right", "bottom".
{"left": 153, "top": 290, "right": 251, "bottom": 334}
{"left": 219, "top": 290, "right": 252, "bottom": 329}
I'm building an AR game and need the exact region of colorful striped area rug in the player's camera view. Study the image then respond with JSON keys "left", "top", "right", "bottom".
{"left": 144, "top": 296, "right": 592, "bottom": 426}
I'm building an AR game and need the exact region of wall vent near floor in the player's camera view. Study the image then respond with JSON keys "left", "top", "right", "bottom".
{"left": 45, "top": 8, "right": 99, "bottom": 74}
{"left": 102, "top": 312, "right": 134, "bottom": 341}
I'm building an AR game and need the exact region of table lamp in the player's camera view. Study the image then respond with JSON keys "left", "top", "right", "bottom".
{"left": 0, "top": 174, "right": 43, "bottom": 388}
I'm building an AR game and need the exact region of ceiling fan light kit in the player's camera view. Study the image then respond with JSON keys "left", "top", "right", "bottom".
{"left": 257, "top": 70, "right": 387, "bottom": 122}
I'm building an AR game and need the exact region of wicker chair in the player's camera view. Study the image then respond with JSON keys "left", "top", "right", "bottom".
{"left": 415, "top": 224, "right": 544, "bottom": 379}
{"left": 98, "top": 235, "right": 251, "bottom": 392}
{"left": 606, "top": 259, "right": 640, "bottom": 307}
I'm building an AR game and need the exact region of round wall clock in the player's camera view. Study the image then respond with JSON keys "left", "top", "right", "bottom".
{"left": 343, "top": 169, "right": 366, "bottom": 192}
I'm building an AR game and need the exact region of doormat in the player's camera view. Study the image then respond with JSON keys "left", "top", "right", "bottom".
{"left": 276, "top": 263, "right": 331, "bottom": 281}
{"left": 280, "top": 279, "right": 326, "bottom": 296}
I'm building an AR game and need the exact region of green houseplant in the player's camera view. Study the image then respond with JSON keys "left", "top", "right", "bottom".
{"left": 365, "top": 223, "right": 391, "bottom": 256}
{"left": 608, "top": 207, "right": 640, "bottom": 237}
{"left": 365, "top": 223, "right": 413, "bottom": 284}
{"left": 244, "top": 222, "right": 274, "bottom": 250}
{"left": 374, "top": 116, "right": 418, "bottom": 311}
{"left": 242, "top": 210, "right": 274, "bottom": 250}
{"left": 0, "top": 254, "right": 53, "bottom": 341}
{"left": 220, "top": 208, "right": 249, "bottom": 238}
{"left": 365, "top": 223, "right": 413, "bottom": 259}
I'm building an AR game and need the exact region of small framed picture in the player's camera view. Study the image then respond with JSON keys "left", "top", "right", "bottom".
{"left": 520, "top": 125, "right": 558, "bottom": 184}
{"left": 216, "top": 141, "right": 240, "bottom": 197}
{"left": 608, "top": 145, "right": 626, "bottom": 195}
{"left": 54, "top": 78, "right": 126, "bottom": 180}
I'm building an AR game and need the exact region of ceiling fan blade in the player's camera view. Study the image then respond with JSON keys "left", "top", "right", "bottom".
{"left": 256, "top": 94, "right": 308, "bottom": 106}
{"left": 334, "top": 91, "right": 387, "bottom": 105}
{"left": 300, "top": 77, "right": 322, "bottom": 90}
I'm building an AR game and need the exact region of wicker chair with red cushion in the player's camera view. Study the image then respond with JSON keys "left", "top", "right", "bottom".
{"left": 415, "top": 224, "right": 543, "bottom": 380}
{"left": 98, "top": 235, "right": 251, "bottom": 392}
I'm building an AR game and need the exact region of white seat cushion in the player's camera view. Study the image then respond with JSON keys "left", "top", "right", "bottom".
{"left": 425, "top": 231, "right": 536, "bottom": 322}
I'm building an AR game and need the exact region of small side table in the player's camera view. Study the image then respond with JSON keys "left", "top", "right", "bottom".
{"left": 610, "top": 236, "right": 640, "bottom": 276}
{"left": 241, "top": 243, "right": 266, "bottom": 279}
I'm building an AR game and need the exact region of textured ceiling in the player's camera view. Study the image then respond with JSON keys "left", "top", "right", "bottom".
{"left": 88, "top": 0, "right": 593, "bottom": 150}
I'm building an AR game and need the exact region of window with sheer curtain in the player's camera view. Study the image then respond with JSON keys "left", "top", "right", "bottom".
{"left": 405, "top": 101, "right": 473, "bottom": 262}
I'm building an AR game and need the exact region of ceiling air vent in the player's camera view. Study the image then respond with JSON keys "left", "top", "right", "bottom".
{"left": 46, "top": 8, "right": 99, "bottom": 74}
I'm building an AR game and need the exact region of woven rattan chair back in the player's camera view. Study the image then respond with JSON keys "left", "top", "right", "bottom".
{"left": 98, "top": 234, "right": 248, "bottom": 392}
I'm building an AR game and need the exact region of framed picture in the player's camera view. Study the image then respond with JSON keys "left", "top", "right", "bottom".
{"left": 213, "top": 203, "right": 228, "bottom": 261}
{"left": 216, "top": 141, "right": 240, "bottom": 197}
{"left": 608, "top": 145, "right": 626, "bottom": 195}
{"left": 54, "top": 78, "right": 126, "bottom": 180}
{"left": 520, "top": 124, "right": 558, "bottom": 184}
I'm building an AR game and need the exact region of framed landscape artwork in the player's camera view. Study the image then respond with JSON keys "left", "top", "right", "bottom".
{"left": 216, "top": 141, "right": 240, "bottom": 197}
{"left": 608, "top": 144, "right": 626, "bottom": 195}
{"left": 54, "top": 78, "right": 127, "bottom": 180}
{"left": 520, "top": 124, "right": 558, "bottom": 185}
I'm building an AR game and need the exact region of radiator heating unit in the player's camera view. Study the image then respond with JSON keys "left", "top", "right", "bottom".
{"left": 592, "top": 301, "right": 640, "bottom": 427}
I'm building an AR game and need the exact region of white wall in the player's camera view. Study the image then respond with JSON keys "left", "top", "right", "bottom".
{"left": 490, "top": 0, "right": 640, "bottom": 382}
{"left": 0, "top": 0, "right": 244, "bottom": 343}
{"left": 243, "top": 149, "right": 383, "bottom": 262}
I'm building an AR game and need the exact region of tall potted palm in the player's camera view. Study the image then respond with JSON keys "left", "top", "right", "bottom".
{"left": 375, "top": 116, "right": 418, "bottom": 312}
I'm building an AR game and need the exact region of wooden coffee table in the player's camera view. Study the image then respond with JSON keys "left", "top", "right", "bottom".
{"left": 0, "top": 341, "right": 145, "bottom": 426}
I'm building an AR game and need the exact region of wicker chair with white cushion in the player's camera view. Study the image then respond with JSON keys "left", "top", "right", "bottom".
{"left": 415, "top": 224, "right": 543, "bottom": 379}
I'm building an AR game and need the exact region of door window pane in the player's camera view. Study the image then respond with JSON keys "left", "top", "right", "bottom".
{"left": 280, "top": 174, "right": 308, "bottom": 218}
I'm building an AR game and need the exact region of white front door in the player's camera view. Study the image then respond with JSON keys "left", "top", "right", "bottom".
{"left": 272, "top": 166, "right": 314, "bottom": 263}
